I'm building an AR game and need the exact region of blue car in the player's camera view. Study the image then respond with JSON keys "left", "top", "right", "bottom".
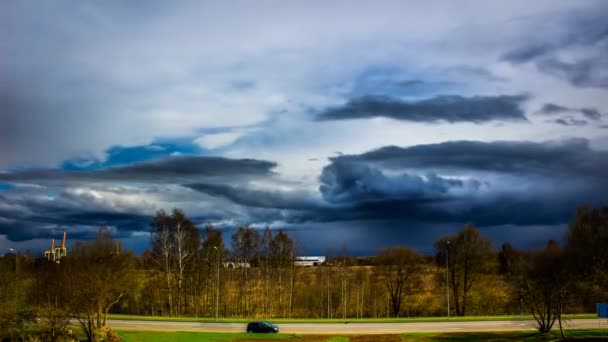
{"left": 246, "top": 321, "right": 279, "bottom": 333}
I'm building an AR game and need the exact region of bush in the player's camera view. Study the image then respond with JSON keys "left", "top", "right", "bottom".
{"left": 93, "top": 325, "right": 121, "bottom": 342}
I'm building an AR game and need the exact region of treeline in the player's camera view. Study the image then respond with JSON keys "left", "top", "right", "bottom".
{"left": 0, "top": 206, "right": 606, "bottom": 341}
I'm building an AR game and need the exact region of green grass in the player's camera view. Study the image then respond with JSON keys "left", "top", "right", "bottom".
{"left": 116, "top": 329, "right": 608, "bottom": 342}
{"left": 401, "top": 329, "right": 608, "bottom": 341}
{"left": 117, "top": 331, "right": 295, "bottom": 342}
{"left": 109, "top": 313, "right": 596, "bottom": 324}
{"left": 326, "top": 337, "right": 349, "bottom": 342}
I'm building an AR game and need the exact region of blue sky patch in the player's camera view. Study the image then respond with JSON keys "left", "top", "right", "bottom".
{"left": 0, "top": 183, "right": 15, "bottom": 191}
{"left": 60, "top": 139, "right": 204, "bottom": 171}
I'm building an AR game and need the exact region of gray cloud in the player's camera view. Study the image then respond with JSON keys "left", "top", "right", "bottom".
{"left": 317, "top": 94, "right": 528, "bottom": 123}
{"left": 0, "top": 156, "right": 277, "bottom": 184}
{"left": 536, "top": 103, "right": 603, "bottom": 123}
{"left": 580, "top": 108, "right": 602, "bottom": 121}
{"left": 501, "top": 4, "right": 608, "bottom": 89}
{"left": 501, "top": 44, "right": 553, "bottom": 63}
{"left": 0, "top": 192, "right": 151, "bottom": 241}
{"left": 538, "top": 103, "right": 570, "bottom": 114}
{"left": 184, "top": 183, "right": 320, "bottom": 211}
{"left": 538, "top": 57, "right": 608, "bottom": 89}
{"left": 551, "top": 118, "right": 588, "bottom": 126}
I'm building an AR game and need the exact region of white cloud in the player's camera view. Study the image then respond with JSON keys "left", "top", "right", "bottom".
{"left": 194, "top": 132, "right": 244, "bottom": 150}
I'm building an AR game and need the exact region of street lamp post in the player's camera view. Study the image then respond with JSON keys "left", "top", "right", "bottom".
{"left": 446, "top": 241, "right": 450, "bottom": 320}
{"left": 213, "top": 246, "right": 220, "bottom": 321}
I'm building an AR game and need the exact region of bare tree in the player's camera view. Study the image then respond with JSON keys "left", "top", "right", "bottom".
{"left": 231, "top": 226, "right": 261, "bottom": 316}
{"left": 375, "top": 247, "right": 423, "bottom": 317}
{"left": 151, "top": 210, "right": 174, "bottom": 315}
{"left": 201, "top": 224, "right": 226, "bottom": 316}
{"left": 270, "top": 229, "right": 295, "bottom": 317}
{"left": 435, "top": 225, "right": 495, "bottom": 316}
{"left": 171, "top": 209, "right": 200, "bottom": 315}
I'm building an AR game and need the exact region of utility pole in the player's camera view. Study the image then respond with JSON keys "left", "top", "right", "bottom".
{"left": 446, "top": 241, "right": 450, "bottom": 320}
{"left": 213, "top": 246, "right": 220, "bottom": 321}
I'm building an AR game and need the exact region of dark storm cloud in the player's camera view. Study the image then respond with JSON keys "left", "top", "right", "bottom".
{"left": 318, "top": 162, "right": 479, "bottom": 204}
{"left": 332, "top": 139, "right": 607, "bottom": 178}
{"left": 0, "top": 156, "right": 277, "bottom": 184}
{"left": 315, "top": 139, "right": 607, "bottom": 227}
{"left": 317, "top": 94, "right": 528, "bottom": 123}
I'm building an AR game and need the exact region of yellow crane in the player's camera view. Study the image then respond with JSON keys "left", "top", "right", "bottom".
{"left": 44, "top": 231, "right": 67, "bottom": 263}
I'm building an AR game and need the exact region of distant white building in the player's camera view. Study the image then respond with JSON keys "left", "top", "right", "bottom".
{"left": 223, "top": 261, "right": 251, "bottom": 268}
{"left": 294, "top": 256, "right": 326, "bottom": 267}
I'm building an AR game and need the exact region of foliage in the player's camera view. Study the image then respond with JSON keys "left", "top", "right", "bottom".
{"left": 64, "top": 227, "right": 139, "bottom": 341}
{"left": 30, "top": 261, "right": 71, "bottom": 341}
{"left": 565, "top": 205, "right": 608, "bottom": 299}
{"left": 516, "top": 241, "right": 570, "bottom": 334}
{"left": 0, "top": 254, "right": 36, "bottom": 341}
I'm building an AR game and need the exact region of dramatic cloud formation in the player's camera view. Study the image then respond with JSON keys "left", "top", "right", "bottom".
{"left": 1, "top": 1, "right": 607, "bottom": 254}
{"left": 318, "top": 95, "right": 528, "bottom": 123}
{"left": 317, "top": 139, "right": 607, "bottom": 226}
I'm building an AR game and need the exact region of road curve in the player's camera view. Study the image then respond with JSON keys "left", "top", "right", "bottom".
{"left": 107, "top": 319, "right": 607, "bottom": 334}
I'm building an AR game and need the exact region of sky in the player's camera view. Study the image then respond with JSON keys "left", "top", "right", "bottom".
{"left": 1, "top": 0, "right": 607, "bottom": 255}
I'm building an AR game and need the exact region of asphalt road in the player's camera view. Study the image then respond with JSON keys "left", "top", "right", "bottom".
{"left": 107, "top": 319, "right": 607, "bottom": 334}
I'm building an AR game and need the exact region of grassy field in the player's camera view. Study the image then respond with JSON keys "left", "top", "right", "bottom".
{"left": 117, "top": 329, "right": 608, "bottom": 342}
{"left": 109, "top": 313, "right": 596, "bottom": 324}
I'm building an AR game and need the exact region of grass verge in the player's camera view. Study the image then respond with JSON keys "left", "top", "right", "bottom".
{"left": 116, "top": 329, "right": 608, "bottom": 342}
{"left": 401, "top": 329, "right": 608, "bottom": 341}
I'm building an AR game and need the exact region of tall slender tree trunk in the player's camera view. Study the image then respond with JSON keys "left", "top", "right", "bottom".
{"left": 289, "top": 261, "right": 295, "bottom": 317}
